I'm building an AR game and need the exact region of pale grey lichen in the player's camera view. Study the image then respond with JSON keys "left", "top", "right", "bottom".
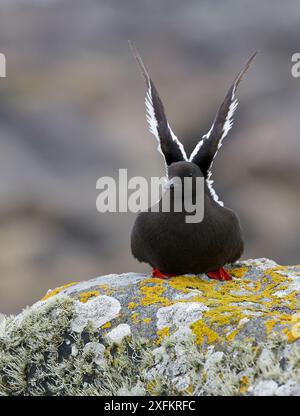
{"left": 83, "top": 342, "right": 106, "bottom": 365}
{"left": 156, "top": 302, "right": 209, "bottom": 330}
{"left": 48, "top": 273, "right": 147, "bottom": 299}
{"left": 247, "top": 258, "right": 278, "bottom": 271}
{"left": 107, "top": 324, "right": 131, "bottom": 344}
{"left": 71, "top": 295, "right": 121, "bottom": 333}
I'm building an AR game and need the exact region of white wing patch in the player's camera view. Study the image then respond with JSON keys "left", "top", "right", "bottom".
{"left": 129, "top": 41, "right": 189, "bottom": 176}
{"left": 207, "top": 94, "right": 238, "bottom": 206}
{"left": 189, "top": 52, "right": 257, "bottom": 207}
{"left": 169, "top": 124, "right": 188, "bottom": 161}
{"left": 145, "top": 82, "right": 188, "bottom": 166}
{"left": 207, "top": 175, "right": 224, "bottom": 207}
{"left": 191, "top": 91, "right": 239, "bottom": 207}
{"left": 188, "top": 123, "right": 213, "bottom": 162}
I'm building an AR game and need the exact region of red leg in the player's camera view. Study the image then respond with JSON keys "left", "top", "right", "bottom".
{"left": 207, "top": 267, "right": 232, "bottom": 281}
{"left": 152, "top": 268, "right": 178, "bottom": 279}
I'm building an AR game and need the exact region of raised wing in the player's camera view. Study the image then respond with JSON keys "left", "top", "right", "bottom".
{"left": 190, "top": 52, "right": 258, "bottom": 206}
{"left": 129, "top": 41, "right": 187, "bottom": 173}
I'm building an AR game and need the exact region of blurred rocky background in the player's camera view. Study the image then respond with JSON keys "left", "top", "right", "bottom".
{"left": 0, "top": 0, "right": 299, "bottom": 313}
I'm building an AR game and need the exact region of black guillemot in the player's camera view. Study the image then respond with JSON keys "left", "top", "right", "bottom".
{"left": 129, "top": 42, "right": 257, "bottom": 281}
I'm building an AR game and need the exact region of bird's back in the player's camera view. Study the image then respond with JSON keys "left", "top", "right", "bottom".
{"left": 131, "top": 195, "right": 244, "bottom": 275}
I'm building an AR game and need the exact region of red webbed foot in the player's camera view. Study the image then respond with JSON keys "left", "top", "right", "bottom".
{"left": 152, "top": 268, "right": 178, "bottom": 279}
{"left": 207, "top": 267, "right": 232, "bottom": 281}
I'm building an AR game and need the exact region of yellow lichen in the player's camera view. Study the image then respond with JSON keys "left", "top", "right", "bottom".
{"left": 168, "top": 275, "right": 205, "bottom": 293}
{"left": 239, "top": 376, "right": 250, "bottom": 394}
{"left": 131, "top": 312, "right": 140, "bottom": 323}
{"left": 230, "top": 267, "right": 248, "bottom": 279}
{"left": 156, "top": 327, "right": 170, "bottom": 344}
{"left": 190, "top": 320, "right": 220, "bottom": 345}
{"left": 265, "top": 319, "right": 277, "bottom": 335}
{"left": 140, "top": 279, "right": 172, "bottom": 307}
{"left": 101, "top": 322, "right": 112, "bottom": 329}
{"left": 282, "top": 327, "right": 297, "bottom": 343}
{"left": 143, "top": 317, "right": 152, "bottom": 324}
{"left": 146, "top": 380, "right": 158, "bottom": 395}
{"left": 41, "top": 282, "right": 77, "bottom": 301}
{"left": 97, "top": 284, "right": 114, "bottom": 295}
{"left": 78, "top": 290, "right": 100, "bottom": 303}
{"left": 226, "top": 328, "right": 240, "bottom": 342}
{"left": 128, "top": 302, "right": 138, "bottom": 309}
{"left": 164, "top": 267, "right": 300, "bottom": 344}
{"left": 187, "top": 384, "right": 194, "bottom": 395}
{"left": 281, "top": 313, "right": 300, "bottom": 342}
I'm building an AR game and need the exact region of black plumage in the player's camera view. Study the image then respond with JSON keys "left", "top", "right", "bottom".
{"left": 129, "top": 42, "right": 256, "bottom": 277}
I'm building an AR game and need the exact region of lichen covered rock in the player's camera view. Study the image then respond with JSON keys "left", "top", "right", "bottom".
{"left": 0, "top": 258, "right": 300, "bottom": 396}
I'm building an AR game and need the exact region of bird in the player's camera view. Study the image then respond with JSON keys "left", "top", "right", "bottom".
{"left": 129, "top": 41, "right": 257, "bottom": 281}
